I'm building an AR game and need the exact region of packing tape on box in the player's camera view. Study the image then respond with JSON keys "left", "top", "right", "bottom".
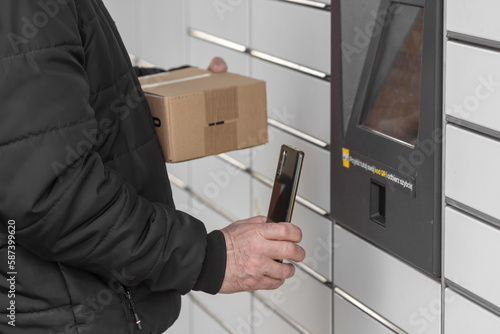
{"left": 203, "top": 87, "right": 238, "bottom": 155}
{"left": 204, "top": 121, "right": 237, "bottom": 156}
{"left": 141, "top": 73, "right": 212, "bottom": 89}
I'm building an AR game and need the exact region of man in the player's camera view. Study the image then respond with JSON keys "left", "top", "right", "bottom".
{"left": 0, "top": 1, "right": 305, "bottom": 333}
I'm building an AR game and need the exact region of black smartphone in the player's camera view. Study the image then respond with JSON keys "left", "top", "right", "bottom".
{"left": 267, "top": 145, "right": 305, "bottom": 224}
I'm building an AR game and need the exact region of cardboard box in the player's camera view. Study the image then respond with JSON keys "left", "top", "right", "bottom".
{"left": 139, "top": 68, "right": 268, "bottom": 163}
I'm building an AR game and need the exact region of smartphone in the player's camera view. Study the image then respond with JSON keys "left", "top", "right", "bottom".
{"left": 267, "top": 145, "right": 305, "bottom": 224}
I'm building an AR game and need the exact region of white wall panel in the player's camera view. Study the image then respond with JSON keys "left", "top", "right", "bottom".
{"left": 252, "top": 127, "right": 330, "bottom": 211}
{"left": 334, "top": 294, "right": 394, "bottom": 334}
{"left": 445, "top": 42, "right": 500, "bottom": 132}
{"left": 139, "top": 1, "right": 187, "bottom": 69}
{"left": 103, "top": 0, "right": 138, "bottom": 55}
{"left": 444, "top": 3, "right": 500, "bottom": 334}
{"left": 252, "top": 58, "right": 331, "bottom": 143}
{"left": 191, "top": 291, "right": 251, "bottom": 332}
{"left": 170, "top": 183, "right": 190, "bottom": 213}
{"left": 189, "top": 0, "right": 249, "bottom": 45}
{"left": 192, "top": 302, "right": 232, "bottom": 333}
{"left": 167, "top": 161, "right": 190, "bottom": 185}
{"left": 334, "top": 225, "right": 441, "bottom": 334}
{"left": 225, "top": 148, "right": 252, "bottom": 168}
{"left": 444, "top": 207, "right": 500, "bottom": 308}
{"left": 253, "top": 298, "right": 301, "bottom": 334}
{"left": 445, "top": 125, "right": 500, "bottom": 220}
{"left": 251, "top": 0, "right": 331, "bottom": 74}
{"left": 190, "top": 156, "right": 251, "bottom": 220}
{"left": 189, "top": 196, "right": 233, "bottom": 232}
{"left": 165, "top": 295, "right": 191, "bottom": 334}
{"left": 444, "top": 289, "right": 500, "bottom": 334}
{"left": 447, "top": 0, "right": 500, "bottom": 43}
{"left": 257, "top": 273, "right": 332, "bottom": 334}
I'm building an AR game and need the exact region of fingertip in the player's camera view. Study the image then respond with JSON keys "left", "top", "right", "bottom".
{"left": 296, "top": 226, "right": 303, "bottom": 243}
{"left": 297, "top": 245, "right": 306, "bottom": 262}
{"left": 286, "top": 262, "right": 296, "bottom": 278}
{"left": 289, "top": 224, "right": 303, "bottom": 243}
{"left": 273, "top": 279, "right": 286, "bottom": 290}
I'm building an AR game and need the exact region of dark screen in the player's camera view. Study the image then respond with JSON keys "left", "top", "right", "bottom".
{"left": 340, "top": 1, "right": 424, "bottom": 146}
{"left": 268, "top": 175, "right": 294, "bottom": 223}
{"left": 361, "top": 4, "right": 424, "bottom": 145}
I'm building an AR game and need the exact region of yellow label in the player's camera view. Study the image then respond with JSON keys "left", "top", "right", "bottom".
{"left": 342, "top": 148, "right": 350, "bottom": 168}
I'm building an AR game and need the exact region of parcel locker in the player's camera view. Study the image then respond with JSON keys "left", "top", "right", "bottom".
{"left": 331, "top": 0, "right": 443, "bottom": 276}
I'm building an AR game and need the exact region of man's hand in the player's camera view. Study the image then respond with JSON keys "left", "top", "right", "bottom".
{"left": 218, "top": 216, "right": 306, "bottom": 294}
{"left": 208, "top": 57, "right": 228, "bottom": 73}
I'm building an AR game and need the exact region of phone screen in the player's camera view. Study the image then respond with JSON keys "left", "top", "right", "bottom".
{"left": 267, "top": 145, "right": 304, "bottom": 223}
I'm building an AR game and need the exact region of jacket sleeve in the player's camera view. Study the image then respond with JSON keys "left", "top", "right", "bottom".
{"left": 0, "top": 2, "right": 225, "bottom": 295}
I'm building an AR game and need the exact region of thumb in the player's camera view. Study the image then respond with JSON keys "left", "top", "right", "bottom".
{"left": 208, "top": 57, "right": 228, "bottom": 73}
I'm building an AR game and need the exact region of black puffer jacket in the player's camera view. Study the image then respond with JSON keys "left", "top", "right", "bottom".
{"left": 0, "top": 1, "right": 226, "bottom": 333}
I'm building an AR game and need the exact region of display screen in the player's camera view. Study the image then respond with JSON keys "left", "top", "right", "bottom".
{"left": 340, "top": 1, "right": 424, "bottom": 146}
{"left": 361, "top": 4, "right": 424, "bottom": 145}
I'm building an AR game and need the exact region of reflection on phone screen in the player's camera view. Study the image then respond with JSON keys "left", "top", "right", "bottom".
{"left": 268, "top": 179, "right": 293, "bottom": 223}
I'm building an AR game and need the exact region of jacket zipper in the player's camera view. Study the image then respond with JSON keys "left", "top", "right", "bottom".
{"left": 120, "top": 284, "right": 142, "bottom": 330}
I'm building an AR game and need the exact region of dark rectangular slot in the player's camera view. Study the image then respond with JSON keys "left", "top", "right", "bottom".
{"left": 370, "top": 181, "right": 386, "bottom": 227}
{"left": 208, "top": 121, "right": 225, "bottom": 126}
